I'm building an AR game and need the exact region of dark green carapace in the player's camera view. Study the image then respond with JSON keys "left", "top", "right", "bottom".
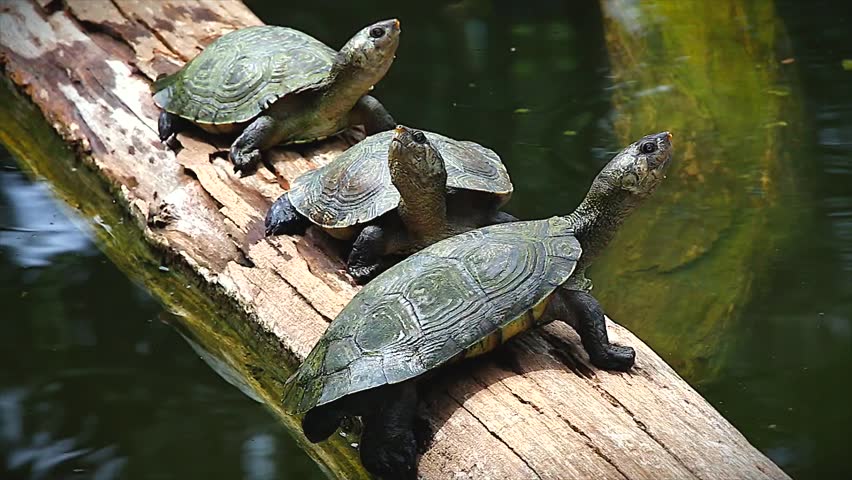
{"left": 288, "top": 216, "right": 580, "bottom": 413}
{"left": 153, "top": 21, "right": 400, "bottom": 173}
{"left": 265, "top": 126, "right": 515, "bottom": 283}
{"left": 282, "top": 132, "right": 674, "bottom": 479}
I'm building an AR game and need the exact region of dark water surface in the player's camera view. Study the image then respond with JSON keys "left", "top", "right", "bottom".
{"left": 2, "top": 1, "right": 851, "bottom": 479}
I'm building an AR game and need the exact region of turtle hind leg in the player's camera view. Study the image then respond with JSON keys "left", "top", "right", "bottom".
{"left": 265, "top": 192, "right": 310, "bottom": 236}
{"left": 230, "top": 115, "right": 279, "bottom": 175}
{"left": 557, "top": 288, "right": 636, "bottom": 371}
{"left": 302, "top": 403, "right": 345, "bottom": 443}
{"left": 158, "top": 111, "right": 186, "bottom": 150}
{"left": 347, "top": 225, "right": 388, "bottom": 284}
{"left": 359, "top": 382, "right": 419, "bottom": 480}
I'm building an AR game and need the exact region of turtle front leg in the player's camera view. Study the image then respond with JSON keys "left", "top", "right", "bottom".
{"left": 158, "top": 111, "right": 186, "bottom": 150}
{"left": 555, "top": 288, "right": 636, "bottom": 371}
{"left": 230, "top": 115, "right": 278, "bottom": 175}
{"left": 359, "top": 382, "right": 419, "bottom": 480}
{"left": 350, "top": 95, "right": 396, "bottom": 134}
{"left": 265, "top": 192, "right": 310, "bottom": 236}
{"left": 347, "top": 225, "right": 388, "bottom": 284}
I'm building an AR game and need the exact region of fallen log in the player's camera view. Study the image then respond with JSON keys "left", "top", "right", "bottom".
{"left": 0, "top": 1, "right": 790, "bottom": 479}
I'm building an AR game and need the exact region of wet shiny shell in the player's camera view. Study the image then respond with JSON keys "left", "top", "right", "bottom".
{"left": 288, "top": 130, "right": 513, "bottom": 229}
{"left": 152, "top": 26, "right": 334, "bottom": 125}
{"left": 282, "top": 217, "right": 581, "bottom": 414}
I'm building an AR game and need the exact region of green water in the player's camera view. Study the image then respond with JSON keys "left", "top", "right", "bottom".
{"left": 2, "top": 1, "right": 851, "bottom": 479}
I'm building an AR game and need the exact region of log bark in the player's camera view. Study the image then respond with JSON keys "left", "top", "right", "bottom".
{"left": 0, "top": 1, "right": 790, "bottom": 479}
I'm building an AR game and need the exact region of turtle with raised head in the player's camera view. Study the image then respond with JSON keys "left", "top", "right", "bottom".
{"left": 282, "top": 132, "right": 674, "bottom": 479}
{"left": 265, "top": 125, "right": 515, "bottom": 283}
{"left": 153, "top": 20, "right": 400, "bottom": 173}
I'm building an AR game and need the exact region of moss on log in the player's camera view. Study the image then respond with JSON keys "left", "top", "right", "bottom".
{"left": 0, "top": 1, "right": 789, "bottom": 478}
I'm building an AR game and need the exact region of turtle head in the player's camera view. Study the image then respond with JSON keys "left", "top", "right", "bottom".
{"left": 597, "top": 131, "right": 673, "bottom": 198}
{"left": 388, "top": 125, "right": 449, "bottom": 233}
{"left": 388, "top": 125, "right": 447, "bottom": 184}
{"left": 338, "top": 19, "right": 400, "bottom": 75}
{"left": 565, "top": 131, "right": 673, "bottom": 267}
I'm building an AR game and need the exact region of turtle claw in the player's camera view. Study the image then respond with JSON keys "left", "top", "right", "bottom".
{"left": 158, "top": 111, "right": 184, "bottom": 151}
{"left": 347, "top": 264, "right": 382, "bottom": 285}
{"left": 265, "top": 194, "right": 309, "bottom": 236}
{"left": 230, "top": 147, "right": 262, "bottom": 176}
{"left": 347, "top": 225, "right": 387, "bottom": 284}
{"left": 163, "top": 134, "right": 182, "bottom": 151}
{"left": 592, "top": 344, "right": 635, "bottom": 372}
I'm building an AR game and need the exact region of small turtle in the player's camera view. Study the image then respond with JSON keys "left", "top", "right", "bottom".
{"left": 282, "top": 132, "right": 673, "bottom": 479}
{"left": 153, "top": 20, "right": 400, "bottom": 173}
{"left": 265, "top": 125, "right": 515, "bottom": 283}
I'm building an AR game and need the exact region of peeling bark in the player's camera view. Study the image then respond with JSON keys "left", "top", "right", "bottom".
{"left": 0, "top": 1, "right": 790, "bottom": 479}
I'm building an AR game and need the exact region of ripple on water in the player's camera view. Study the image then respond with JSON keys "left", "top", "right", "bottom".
{"left": 0, "top": 153, "right": 96, "bottom": 268}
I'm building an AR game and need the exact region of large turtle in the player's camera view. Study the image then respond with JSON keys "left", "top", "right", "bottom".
{"left": 264, "top": 125, "right": 515, "bottom": 283}
{"left": 282, "top": 132, "right": 673, "bottom": 479}
{"left": 153, "top": 20, "right": 400, "bottom": 173}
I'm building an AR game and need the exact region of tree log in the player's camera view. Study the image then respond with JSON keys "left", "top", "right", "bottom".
{"left": 0, "top": 1, "right": 789, "bottom": 479}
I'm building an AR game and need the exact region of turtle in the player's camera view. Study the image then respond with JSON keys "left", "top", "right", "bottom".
{"left": 264, "top": 125, "right": 515, "bottom": 283}
{"left": 281, "top": 132, "right": 674, "bottom": 479}
{"left": 152, "top": 20, "right": 400, "bottom": 174}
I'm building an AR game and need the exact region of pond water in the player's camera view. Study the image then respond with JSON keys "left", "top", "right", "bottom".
{"left": 2, "top": 0, "right": 850, "bottom": 479}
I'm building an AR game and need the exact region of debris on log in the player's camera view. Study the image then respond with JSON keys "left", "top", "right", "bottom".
{"left": 0, "top": 1, "right": 790, "bottom": 479}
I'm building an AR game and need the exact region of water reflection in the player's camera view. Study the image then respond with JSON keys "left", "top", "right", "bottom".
{"left": 0, "top": 385, "right": 126, "bottom": 480}
{"left": 0, "top": 149, "right": 323, "bottom": 480}
{"left": 0, "top": 166, "right": 94, "bottom": 268}
{"left": 593, "top": 0, "right": 805, "bottom": 382}
{"left": 700, "top": 1, "right": 852, "bottom": 477}
{"left": 242, "top": 433, "right": 279, "bottom": 480}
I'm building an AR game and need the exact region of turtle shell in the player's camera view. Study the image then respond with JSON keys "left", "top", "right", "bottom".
{"left": 287, "top": 130, "right": 513, "bottom": 230}
{"left": 282, "top": 216, "right": 581, "bottom": 414}
{"left": 152, "top": 26, "right": 334, "bottom": 126}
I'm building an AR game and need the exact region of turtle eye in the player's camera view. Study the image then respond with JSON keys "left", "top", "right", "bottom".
{"left": 640, "top": 142, "right": 657, "bottom": 154}
{"left": 369, "top": 27, "right": 385, "bottom": 39}
{"left": 412, "top": 131, "right": 427, "bottom": 144}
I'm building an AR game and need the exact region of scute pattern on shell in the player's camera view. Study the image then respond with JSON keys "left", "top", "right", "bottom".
{"left": 282, "top": 217, "right": 580, "bottom": 413}
{"left": 288, "top": 130, "right": 513, "bottom": 228}
{"left": 153, "top": 26, "right": 335, "bottom": 124}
